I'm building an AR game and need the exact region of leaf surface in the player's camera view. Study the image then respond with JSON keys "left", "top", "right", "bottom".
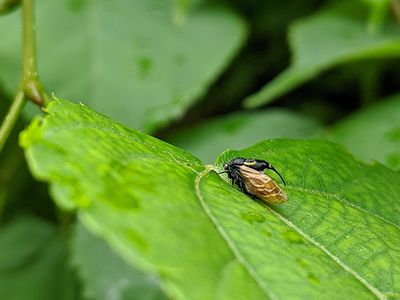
{"left": 21, "top": 98, "right": 400, "bottom": 299}
{"left": 216, "top": 140, "right": 400, "bottom": 299}
{"left": 243, "top": 1, "right": 400, "bottom": 107}
{"left": 0, "top": 0, "right": 246, "bottom": 131}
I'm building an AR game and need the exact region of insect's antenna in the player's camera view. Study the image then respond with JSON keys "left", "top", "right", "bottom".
{"left": 217, "top": 170, "right": 227, "bottom": 174}
{"left": 268, "top": 166, "right": 286, "bottom": 186}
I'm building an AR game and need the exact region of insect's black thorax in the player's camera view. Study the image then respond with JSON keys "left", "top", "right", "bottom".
{"left": 224, "top": 164, "right": 240, "bottom": 180}
{"left": 223, "top": 158, "right": 251, "bottom": 196}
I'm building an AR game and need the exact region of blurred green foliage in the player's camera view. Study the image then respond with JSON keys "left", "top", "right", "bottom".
{"left": 0, "top": 0, "right": 246, "bottom": 131}
{"left": 1, "top": 0, "right": 400, "bottom": 299}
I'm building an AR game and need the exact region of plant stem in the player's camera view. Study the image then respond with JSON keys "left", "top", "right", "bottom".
{"left": 0, "top": 0, "right": 48, "bottom": 152}
{"left": 22, "top": 0, "right": 47, "bottom": 106}
{"left": 0, "top": 91, "right": 25, "bottom": 152}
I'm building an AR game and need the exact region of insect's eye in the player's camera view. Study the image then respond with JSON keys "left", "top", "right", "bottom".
{"left": 224, "top": 164, "right": 228, "bottom": 170}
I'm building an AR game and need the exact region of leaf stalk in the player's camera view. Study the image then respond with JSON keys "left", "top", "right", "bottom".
{"left": 22, "top": 0, "right": 48, "bottom": 106}
{"left": 0, "top": 91, "right": 24, "bottom": 151}
{"left": 0, "top": 0, "right": 48, "bottom": 152}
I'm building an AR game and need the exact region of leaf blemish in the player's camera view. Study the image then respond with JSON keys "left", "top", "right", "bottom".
{"left": 307, "top": 273, "right": 321, "bottom": 285}
{"left": 282, "top": 230, "right": 305, "bottom": 244}
{"left": 240, "top": 211, "right": 265, "bottom": 224}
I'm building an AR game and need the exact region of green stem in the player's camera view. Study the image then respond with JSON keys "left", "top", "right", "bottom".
{"left": 0, "top": 91, "right": 25, "bottom": 152}
{"left": 22, "top": 0, "right": 48, "bottom": 106}
{"left": 0, "top": 0, "right": 49, "bottom": 152}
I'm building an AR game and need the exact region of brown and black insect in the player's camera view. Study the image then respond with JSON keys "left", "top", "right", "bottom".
{"left": 220, "top": 158, "right": 287, "bottom": 204}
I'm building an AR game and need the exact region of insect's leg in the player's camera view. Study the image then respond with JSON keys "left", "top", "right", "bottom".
{"left": 230, "top": 173, "right": 242, "bottom": 190}
{"left": 230, "top": 171, "right": 240, "bottom": 186}
{"left": 233, "top": 177, "right": 242, "bottom": 189}
{"left": 236, "top": 178, "right": 255, "bottom": 198}
{"left": 229, "top": 171, "right": 256, "bottom": 199}
{"left": 230, "top": 173, "right": 236, "bottom": 185}
{"left": 230, "top": 171, "right": 254, "bottom": 198}
{"left": 236, "top": 179, "right": 246, "bottom": 193}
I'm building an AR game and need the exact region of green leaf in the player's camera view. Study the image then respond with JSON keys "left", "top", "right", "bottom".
{"left": 72, "top": 222, "right": 166, "bottom": 300}
{"left": 0, "top": 0, "right": 246, "bottom": 131}
{"left": 330, "top": 94, "right": 400, "bottom": 171}
{"left": 167, "top": 109, "right": 322, "bottom": 163}
{"left": 21, "top": 98, "right": 400, "bottom": 299}
{"left": 216, "top": 141, "right": 400, "bottom": 299}
{"left": 0, "top": 215, "right": 79, "bottom": 300}
{"left": 243, "top": 1, "right": 400, "bottom": 108}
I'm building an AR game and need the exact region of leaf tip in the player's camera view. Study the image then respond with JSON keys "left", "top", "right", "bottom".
{"left": 242, "top": 96, "right": 258, "bottom": 109}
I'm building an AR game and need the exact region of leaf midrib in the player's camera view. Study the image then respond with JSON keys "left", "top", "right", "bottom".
{"left": 266, "top": 206, "right": 385, "bottom": 299}
{"left": 194, "top": 167, "right": 277, "bottom": 300}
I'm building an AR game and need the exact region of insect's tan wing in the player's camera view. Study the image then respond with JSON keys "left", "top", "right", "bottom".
{"left": 239, "top": 165, "right": 288, "bottom": 204}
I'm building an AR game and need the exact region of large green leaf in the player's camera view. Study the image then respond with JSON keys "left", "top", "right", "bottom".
{"left": 21, "top": 98, "right": 400, "bottom": 299}
{"left": 243, "top": 1, "right": 400, "bottom": 108}
{"left": 72, "top": 222, "right": 166, "bottom": 300}
{"left": 215, "top": 140, "right": 400, "bottom": 299}
{"left": 0, "top": 0, "right": 246, "bottom": 131}
{"left": 167, "top": 109, "right": 322, "bottom": 163}
{"left": 0, "top": 215, "right": 79, "bottom": 300}
{"left": 330, "top": 94, "right": 400, "bottom": 171}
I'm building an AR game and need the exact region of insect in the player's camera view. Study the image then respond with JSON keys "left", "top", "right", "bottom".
{"left": 220, "top": 157, "right": 287, "bottom": 204}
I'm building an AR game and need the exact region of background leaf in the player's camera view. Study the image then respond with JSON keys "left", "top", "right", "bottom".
{"left": 0, "top": 0, "right": 246, "bottom": 131}
{"left": 167, "top": 109, "right": 322, "bottom": 163}
{"left": 21, "top": 99, "right": 400, "bottom": 299}
{"left": 0, "top": 215, "right": 79, "bottom": 300}
{"left": 72, "top": 222, "right": 166, "bottom": 300}
{"left": 243, "top": 1, "right": 400, "bottom": 107}
{"left": 329, "top": 94, "right": 400, "bottom": 171}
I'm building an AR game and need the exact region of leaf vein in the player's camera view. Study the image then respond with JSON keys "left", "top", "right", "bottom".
{"left": 266, "top": 207, "right": 386, "bottom": 300}
{"left": 287, "top": 186, "right": 400, "bottom": 231}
